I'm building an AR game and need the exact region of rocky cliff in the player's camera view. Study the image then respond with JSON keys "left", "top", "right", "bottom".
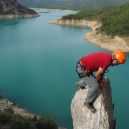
{"left": 71, "top": 76, "right": 116, "bottom": 129}
{"left": 0, "top": 0, "right": 38, "bottom": 18}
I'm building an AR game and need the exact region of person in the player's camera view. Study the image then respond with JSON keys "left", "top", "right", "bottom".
{"left": 76, "top": 49, "right": 126, "bottom": 113}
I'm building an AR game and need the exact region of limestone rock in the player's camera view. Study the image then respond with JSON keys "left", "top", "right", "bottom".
{"left": 71, "top": 77, "right": 116, "bottom": 129}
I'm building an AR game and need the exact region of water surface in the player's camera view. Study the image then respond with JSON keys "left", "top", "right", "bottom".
{"left": 0, "top": 9, "right": 129, "bottom": 129}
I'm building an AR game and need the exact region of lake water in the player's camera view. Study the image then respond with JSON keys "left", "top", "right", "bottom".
{"left": 0, "top": 9, "right": 129, "bottom": 129}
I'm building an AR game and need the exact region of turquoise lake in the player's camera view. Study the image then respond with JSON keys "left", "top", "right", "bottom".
{"left": 0, "top": 9, "right": 129, "bottom": 129}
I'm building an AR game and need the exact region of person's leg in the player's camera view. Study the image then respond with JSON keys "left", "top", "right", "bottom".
{"left": 76, "top": 78, "right": 87, "bottom": 89}
{"left": 82, "top": 76, "right": 99, "bottom": 113}
{"left": 83, "top": 76, "right": 99, "bottom": 103}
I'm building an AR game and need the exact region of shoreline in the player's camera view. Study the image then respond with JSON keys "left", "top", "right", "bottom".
{"left": 0, "top": 95, "right": 67, "bottom": 129}
{"left": 0, "top": 14, "right": 39, "bottom": 19}
{"left": 0, "top": 95, "right": 35, "bottom": 118}
{"left": 50, "top": 19, "right": 129, "bottom": 52}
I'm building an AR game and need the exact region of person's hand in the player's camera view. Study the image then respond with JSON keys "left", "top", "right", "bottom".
{"left": 95, "top": 67, "right": 104, "bottom": 82}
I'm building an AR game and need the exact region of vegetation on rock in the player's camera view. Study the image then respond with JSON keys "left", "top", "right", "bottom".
{"left": 0, "top": 109, "right": 58, "bottom": 129}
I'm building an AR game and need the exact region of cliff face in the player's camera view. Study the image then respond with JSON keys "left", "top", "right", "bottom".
{"left": 71, "top": 77, "right": 116, "bottom": 129}
{"left": 50, "top": 19, "right": 100, "bottom": 28}
{"left": 0, "top": 0, "right": 38, "bottom": 18}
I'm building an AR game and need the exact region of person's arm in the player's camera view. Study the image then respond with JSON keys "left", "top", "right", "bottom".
{"left": 95, "top": 67, "right": 105, "bottom": 82}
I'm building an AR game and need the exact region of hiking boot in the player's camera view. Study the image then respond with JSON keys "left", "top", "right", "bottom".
{"left": 75, "top": 82, "right": 85, "bottom": 90}
{"left": 83, "top": 102, "right": 96, "bottom": 113}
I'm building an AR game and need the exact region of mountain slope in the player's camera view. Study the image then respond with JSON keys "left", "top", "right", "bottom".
{"left": 18, "top": 0, "right": 129, "bottom": 9}
{"left": 0, "top": 0, "right": 38, "bottom": 18}
{"left": 62, "top": 2, "right": 129, "bottom": 36}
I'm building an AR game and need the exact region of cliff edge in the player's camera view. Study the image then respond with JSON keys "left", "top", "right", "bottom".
{"left": 71, "top": 77, "right": 116, "bottom": 129}
{"left": 0, "top": 0, "right": 38, "bottom": 19}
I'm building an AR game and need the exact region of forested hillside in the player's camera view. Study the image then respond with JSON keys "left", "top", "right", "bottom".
{"left": 62, "top": 3, "right": 129, "bottom": 37}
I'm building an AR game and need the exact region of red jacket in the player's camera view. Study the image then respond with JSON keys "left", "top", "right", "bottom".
{"left": 80, "top": 52, "right": 112, "bottom": 72}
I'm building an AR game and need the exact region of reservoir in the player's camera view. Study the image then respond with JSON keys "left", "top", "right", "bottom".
{"left": 0, "top": 9, "right": 129, "bottom": 129}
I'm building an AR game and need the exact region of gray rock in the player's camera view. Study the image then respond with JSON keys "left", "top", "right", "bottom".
{"left": 71, "top": 77, "right": 116, "bottom": 129}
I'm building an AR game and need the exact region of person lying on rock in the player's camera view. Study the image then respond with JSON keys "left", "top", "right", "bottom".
{"left": 76, "top": 49, "right": 126, "bottom": 113}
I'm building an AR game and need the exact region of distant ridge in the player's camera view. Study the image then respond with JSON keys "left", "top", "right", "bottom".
{"left": 18, "top": 0, "right": 129, "bottom": 9}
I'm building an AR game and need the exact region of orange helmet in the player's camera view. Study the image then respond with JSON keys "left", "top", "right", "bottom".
{"left": 113, "top": 49, "right": 126, "bottom": 64}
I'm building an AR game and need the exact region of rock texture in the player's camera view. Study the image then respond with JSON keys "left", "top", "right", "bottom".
{"left": 0, "top": 0, "right": 39, "bottom": 18}
{"left": 71, "top": 77, "right": 116, "bottom": 129}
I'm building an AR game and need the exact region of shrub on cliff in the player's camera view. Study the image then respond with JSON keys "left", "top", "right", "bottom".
{"left": 0, "top": 111, "right": 58, "bottom": 129}
{"left": 0, "top": 112, "right": 12, "bottom": 124}
{"left": 35, "top": 117, "right": 58, "bottom": 129}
